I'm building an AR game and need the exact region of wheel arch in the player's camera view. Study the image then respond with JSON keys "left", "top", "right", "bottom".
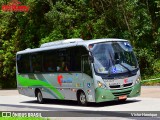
{"left": 76, "top": 89, "right": 86, "bottom": 100}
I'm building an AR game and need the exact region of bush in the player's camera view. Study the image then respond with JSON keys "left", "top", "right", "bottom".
{"left": 153, "top": 59, "right": 160, "bottom": 74}
{"left": 134, "top": 48, "right": 154, "bottom": 76}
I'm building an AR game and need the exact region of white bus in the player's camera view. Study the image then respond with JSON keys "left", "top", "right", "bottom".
{"left": 16, "top": 38, "right": 141, "bottom": 105}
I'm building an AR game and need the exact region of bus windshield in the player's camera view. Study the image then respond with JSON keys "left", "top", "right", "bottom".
{"left": 90, "top": 41, "right": 138, "bottom": 75}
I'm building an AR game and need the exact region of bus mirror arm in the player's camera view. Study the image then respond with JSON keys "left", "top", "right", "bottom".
{"left": 89, "top": 51, "right": 94, "bottom": 63}
{"left": 89, "top": 55, "right": 94, "bottom": 63}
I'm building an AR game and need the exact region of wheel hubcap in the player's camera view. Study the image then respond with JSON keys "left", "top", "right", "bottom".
{"left": 80, "top": 93, "right": 86, "bottom": 104}
{"left": 38, "top": 92, "right": 42, "bottom": 102}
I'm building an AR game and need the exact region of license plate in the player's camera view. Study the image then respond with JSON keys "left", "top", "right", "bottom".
{"left": 118, "top": 95, "right": 127, "bottom": 100}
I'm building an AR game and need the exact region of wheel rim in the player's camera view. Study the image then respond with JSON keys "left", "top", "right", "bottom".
{"left": 80, "top": 93, "right": 86, "bottom": 104}
{"left": 37, "top": 92, "right": 42, "bottom": 102}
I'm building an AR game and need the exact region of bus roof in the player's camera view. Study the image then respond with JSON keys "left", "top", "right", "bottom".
{"left": 16, "top": 38, "right": 128, "bottom": 54}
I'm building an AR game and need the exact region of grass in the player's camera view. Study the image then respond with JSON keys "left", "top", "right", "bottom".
{"left": 142, "top": 73, "right": 160, "bottom": 80}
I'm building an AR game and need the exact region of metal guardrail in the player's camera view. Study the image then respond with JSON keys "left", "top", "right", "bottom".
{"left": 141, "top": 78, "right": 160, "bottom": 82}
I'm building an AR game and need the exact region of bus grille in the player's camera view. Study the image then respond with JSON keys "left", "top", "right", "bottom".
{"left": 110, "top": 85, "right": 120, "bottom": 89}
{"left": 112, "top": 90, "right": 132, "bottom": 97}
{"left": 124, "top": 83, "right": 132, "bottom": 87}
{"left": 109, "top": 83, "right": 133, "bottom": 89}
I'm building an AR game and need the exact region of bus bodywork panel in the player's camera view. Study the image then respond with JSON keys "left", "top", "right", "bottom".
{"left": 95, "top": 83, "right": 141, "bottom": 103}
{"left": 94, "top": 70, "right": 141, "bottom": 103}
{"left": 17, "top": 72, "right": 95, "bottom": 102}
{"left": 17, "top": 70, "right": 141, "bottom": 103}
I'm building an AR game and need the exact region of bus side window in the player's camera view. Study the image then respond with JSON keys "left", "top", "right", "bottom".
{"left": 43, "top": 50, "right": 57, "bottom": 73}
{"left": 31, "top": 53, "right": 42, "bottom": 73}
{"left": 17, "top": 54, "right": 31, "bottom": 73}
{"left": 56, "top": 57, "right": 69, "bottom": 72}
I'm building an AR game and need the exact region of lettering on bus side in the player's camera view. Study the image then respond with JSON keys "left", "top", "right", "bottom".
{"left": 57, "top": 74, "right": 73, "bottom": 86}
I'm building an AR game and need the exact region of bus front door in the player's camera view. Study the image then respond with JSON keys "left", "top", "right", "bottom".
{"left": 82, "top": 55, "right": 95, "bottom": 102}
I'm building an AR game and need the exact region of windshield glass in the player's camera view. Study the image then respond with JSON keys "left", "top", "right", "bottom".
{"left": 90, "top": 41, "right": 138, "bottom": 75}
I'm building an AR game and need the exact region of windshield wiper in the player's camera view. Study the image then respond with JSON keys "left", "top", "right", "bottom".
{"left": 119, "top": 63, "right": 135, "bottom": 76}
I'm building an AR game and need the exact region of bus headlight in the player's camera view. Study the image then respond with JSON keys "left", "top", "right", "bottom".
{"left": 135, "top": 76, "right": 141, "bottom": 84}
{"left": 97, "top": 81, "right": 106, "bottom": 89}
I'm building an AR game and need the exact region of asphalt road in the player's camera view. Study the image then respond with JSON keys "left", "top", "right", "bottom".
{"left": 0, "top": 86, "right": 160, "bottom": 120}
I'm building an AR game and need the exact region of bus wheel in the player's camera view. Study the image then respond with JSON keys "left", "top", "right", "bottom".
{"left": 36, "top": 90, "right": 44, "bottom": 104}
{"left": 78, "top": 91, "right": 87, "bottom": 106}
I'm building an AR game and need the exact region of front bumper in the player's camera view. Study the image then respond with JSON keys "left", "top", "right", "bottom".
{"left": 95, "top": 83, "right": 141, "bottom": 103}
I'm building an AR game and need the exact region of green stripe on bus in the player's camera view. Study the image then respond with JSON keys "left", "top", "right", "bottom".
{"left": 17, "top": 75, "right": 64, "bottom": 100}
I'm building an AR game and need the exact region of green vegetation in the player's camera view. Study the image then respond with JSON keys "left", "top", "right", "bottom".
{"left": 0, "top": 0, "right": 160, "bottom": 88}
{"left": 141, "top": 74, "right": 160, "bottom": 85}
{"left": 141, "top": 79, "right": 160, "bottom": 86}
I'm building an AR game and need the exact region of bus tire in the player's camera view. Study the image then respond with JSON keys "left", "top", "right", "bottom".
{"left": 77, "top": 91, "right": 87, "bottom": 106}
{"left": 36, "top": 90, "right": 44, "bottom": 104}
